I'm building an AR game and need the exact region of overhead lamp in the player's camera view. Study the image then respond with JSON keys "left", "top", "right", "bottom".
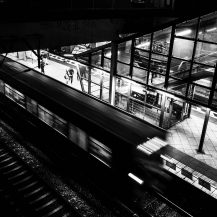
{"left": 176, "top": 29, "right": 192, "bottom": 36}
{"left": 206, "top": 27, "right": 217, "bottom": 32}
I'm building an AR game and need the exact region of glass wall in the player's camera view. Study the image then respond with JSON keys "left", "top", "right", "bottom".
{"left": 90, "top": 68, "right": 110, "bottom": 102}
{"left": 112, "top": 12, "right": 217, "bottom": 131}
{"left": 149, "top": 27, "right": 171, "bottom": 86}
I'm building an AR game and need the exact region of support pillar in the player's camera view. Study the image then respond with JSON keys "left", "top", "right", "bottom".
{"left": 109, "top": 42, "right": 118, "bottom": 105}
{"left": 88, "top": 54, "right": 91, "bottom": 95}
{"left": 198, "top": 108, "right": 210, "bottom": 153}
{"left": 37, "top": 48, "right": 40, "bottom": 69}
{"left": 159, "top": 93, "right": 166, "bottom": 128}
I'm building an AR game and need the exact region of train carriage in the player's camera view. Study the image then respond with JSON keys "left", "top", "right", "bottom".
{"left": 0, "top": 55, "right": 167, "bottom": 202}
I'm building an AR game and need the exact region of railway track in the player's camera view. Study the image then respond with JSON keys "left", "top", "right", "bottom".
{"left": 0, "top": 142, "right": 81, "bottom": 217}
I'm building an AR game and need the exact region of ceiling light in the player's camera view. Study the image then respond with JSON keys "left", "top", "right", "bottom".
{"left": 176, "top": 29, "right": 192, "bottom": 36}
{"left": 206, "top": 27, "right": 217, "bottom": 32}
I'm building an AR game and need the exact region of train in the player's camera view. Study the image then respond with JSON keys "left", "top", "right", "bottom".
{"left": 0, "top": 55, "right": 172, "bottom": 207}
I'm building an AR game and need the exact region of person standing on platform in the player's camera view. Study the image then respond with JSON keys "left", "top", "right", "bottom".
{"left": 65, "top": 68, "right": 74, "bottom": 84}
{"left": 40, "top": 59, "right": 45, "bottom": 74}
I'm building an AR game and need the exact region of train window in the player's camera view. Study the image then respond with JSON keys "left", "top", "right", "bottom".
{"left": 77, "top": 128, "right": 88, "bottom": 151}
{"left": 4, "top": 84, "right": 25, "bottom": 108}
{"left": 13, "top": 90, "right": 25, "bottom": 108}
{"left": 69, "top": 123, "right": 78, "bottom": 144}
{"left": 0, "top": 79, "right": 4, "bottom": 93}
{"left": 89, "top": 137, "right": 112, "bottom": 168}
{"left": 53, "top": 115, "right": 67, "bottom": 137}
{"left": 38, "top": 105, "right": 54, "bottom": 127}
{"left": 5, "top": 84, "right": 14, "bottom": 100}
{"left": 26, "top": 97, "right": 38, "bottom": 116}
{"left": 68, "top": 124, "right": 88, "bottom": 151}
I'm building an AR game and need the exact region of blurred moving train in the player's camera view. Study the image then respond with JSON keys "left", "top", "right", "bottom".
{"left": 0, "top": 56, "right": 170, "bottom": 205}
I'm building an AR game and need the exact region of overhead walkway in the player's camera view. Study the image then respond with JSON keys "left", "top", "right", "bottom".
{"left": 155, "top": 68, "right": 214, "bottom": 89}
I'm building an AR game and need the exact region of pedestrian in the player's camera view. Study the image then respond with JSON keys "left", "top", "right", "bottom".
{"left": 65, "top": 68, "right": 74, "bottom": 84}
{"left": 40, "top": 59, "right": 45, "bottom": 74}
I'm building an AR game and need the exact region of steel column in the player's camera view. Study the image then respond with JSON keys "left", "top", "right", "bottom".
{"left": 164, "top": 25, "right": 175, "bottom": 89}
{"left": 198, "top": 108, "right": 210, "bottom": 153}
{"left": 109, "top": 42, "right": 118, "bottom": 105}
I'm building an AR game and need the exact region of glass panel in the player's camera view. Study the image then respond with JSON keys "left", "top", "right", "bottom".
{"left": 5, "top": 84, "right": 13, "bottom": 100}
{"left": 152, "top": 27, "right": 171, "bottom": 55}
{"left": 77, "top": 128, "right": 88, "bottom": 151}
{"left": 175, "top": 18, "right": 198, "bottom": 39}
{"left": 192, "top": 64, "right": 214, "bottom": 87}
{"left": 115, "top": 77, "right": 130, "bottom": 111}
{"left": 129, "top": 98, "right": 145, "bottom": 119}
{"left": 91, "top": 51, "right": 102, "bottom": 67}
{"left": 78, "top": 64, "right": 89, "bottom": 80}
{"left": 193, "top": 85, "right": 210, "bottom": 104}
{"left": 54, "top": 115, "right": 67, "bottom": 136}
{"left": 150, "top": 54, "right": 167, "bottom": 75}
{"left": 89, "top": 137, "right": 112, "bottom": 167}
{"left": 118, "top": 40, "right": 131, "bottom": 64}
{"left": 26, "top": 97, "right": 38, "bottom": 116}
{"left": 0, "top": 79, "right": 4, "bottom": 93}
{"left": 4, "top": 84, "right": 25, "bottom": 108}
{"left": 115, "top": 93, "right": 128, "bottom": 111}
{"left": 104, "top": 47, "right": 112, "bottom": 58}
{"left": 91, "top": 83, "right": 100, "bottom": 98}
{"left": 195, "top": 42, "right": 217, "bottom": 66}
{"left": 170, "top": 58, "right": 191, "bottom": 79}
{"left": 132, "top": 66, "right": 147, "bottom": 83}
{"left": 115, "top": 77, "right": 130, "bottom": 96}
{"left": 198, "top": 13, "right": 217, "bottom": 43}
{"left": 91, "top": 68, "right": 102, "bottom": 84}
{"left": 149, "top": 72, "right": 165, "bottom": 86}
{"left": 38, "top": 105, "right": 53, "bottom": 127}
{"left": 167, "top": 79, "right": 187, "bottom": 96}
{"left": 103, "top": 57, "right": 111, "bottom": 71}
{"left": 134, "top": 49, "right": 149, "bottom": 69}
{"left": 135, "top": 34, "right": 151, "bottom": 51}
{"left": 102, "top": 72, "right": 110, "bottom": 102}
{"left": 131, "top": 83, "right": 146, "bottom": 102}
{"left": 144, "top": 104, "right": 160, "bottom": 126}
{"left": 117, "top": 61, "right": 130, "bottom": 77}
{"left": 69, "top": 123, "right": 78, "bottom": 144}
{"left": 14, "top": 90, "right": 25, "bottom": 108}
{"left": 144, "top": 88, "right": 161, "bottom": 125}
{"left": 77, "top": 56, "right": 89, "bottom": 64}
{"left": 173, "top": 38, "right": 194, "bottom": 60}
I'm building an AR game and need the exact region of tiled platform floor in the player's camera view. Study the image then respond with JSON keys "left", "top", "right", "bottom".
{"left": 167, "top": 113, "right": 217, "bottom": 170}
{"left": 7, "top": 52, "right": 217, "bottom": 178}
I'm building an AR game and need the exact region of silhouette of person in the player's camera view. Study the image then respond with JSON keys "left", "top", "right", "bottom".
{"left": 40, "top": 59, "right": 45, "bottom": 74}
{"left": 65, "top": 68, "right": 74, "bottom": 84}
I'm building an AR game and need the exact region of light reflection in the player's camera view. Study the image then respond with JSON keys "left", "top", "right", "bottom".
{"left": 136, "top": 41, "right": 150, "bottom": 49}
{"left": 206, "top": 27, "right": 217, "bottom": 32}
{"left": 176, "top": 29, "right": 192, "bottom": 36}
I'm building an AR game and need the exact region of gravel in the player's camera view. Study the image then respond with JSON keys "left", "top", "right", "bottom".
{"left": 0, "top": 119, "right": 117, "bottom": 217}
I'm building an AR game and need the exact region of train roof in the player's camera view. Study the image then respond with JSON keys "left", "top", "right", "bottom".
{"left": 0, "top": 56, "right": 166, "bottom": 145}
